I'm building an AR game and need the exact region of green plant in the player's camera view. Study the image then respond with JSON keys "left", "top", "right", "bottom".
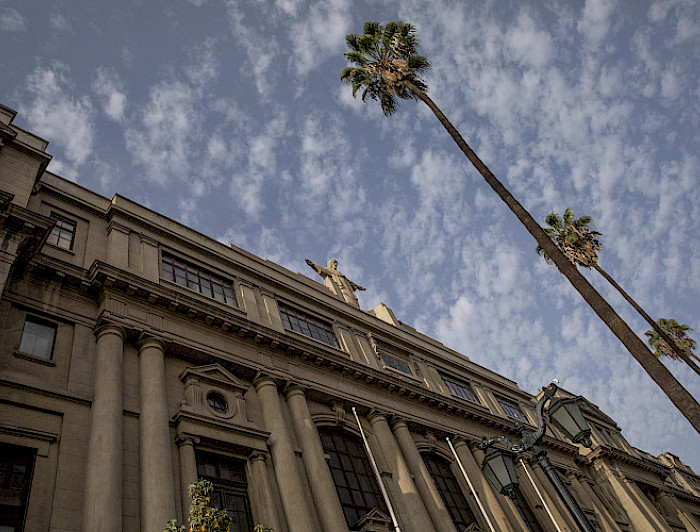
{"left": 164, "top": 479, "right": 231, "bottom": 532}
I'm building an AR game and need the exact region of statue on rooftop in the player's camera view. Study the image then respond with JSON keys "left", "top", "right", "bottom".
{"left": 305, "top": 258, "right": 365, "bottom": 308}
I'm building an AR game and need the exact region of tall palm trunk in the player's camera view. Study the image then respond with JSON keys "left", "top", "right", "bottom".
{"left": 593, "top": 264, "right": 700, "bottom": 376}
{"left": 402, "top": 79, "right": 700, "bottom": 433}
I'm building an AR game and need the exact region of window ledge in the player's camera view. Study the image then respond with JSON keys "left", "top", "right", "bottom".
{"left": 381, "top": 365, "right": 423, "bottom": 384}
{"left": 14, "top": 351, "right": 55, "bottom": 366}
{"left": 45, "top": 242, "right": 75, "bottom": 255}
{"left": 160, "top": 277, "right": 239, "bottom": 310}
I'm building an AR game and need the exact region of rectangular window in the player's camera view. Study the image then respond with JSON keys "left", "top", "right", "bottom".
{"left": 442, "top": 375, "right": 479, "bottom": 403}
{"left": 46, "top": 214, "right": 76, "bottom": 250}
{"left": 0, "top": 443, "right": 36, "bottom": 531}
{"left": 380, "top": 352, "right": 413, "bottom": 375}
{"left": 278, "top": 304, "right": 339, "bottom": 349}
{"left": 18, "top": 316, "right": 57, "bottom": 360}
{"left": 160, "top": 252, "right": 237, "bottom": 307}
{"left": 495, "top": 395, "right": 526, "bottom": 422}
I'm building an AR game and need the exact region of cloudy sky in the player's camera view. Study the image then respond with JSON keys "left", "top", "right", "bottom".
{"left": 2, "top": 0, "right": 699, "bottom": 470}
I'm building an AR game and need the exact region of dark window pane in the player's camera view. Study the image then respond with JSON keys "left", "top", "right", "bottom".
{"left": 320, "top": 428, "right": 386, "bottom": 527}
{"left": 19, "top": 318, "right": 57, "bottom": 360}
{"left": 443, "top": 375, "right": 479, "bottom": 403}
{"left": 423, "top": 453, "right": 476, "bottom": 530}
{"left": 496, "top": 396, "right": 526, "bottom": 421}
{"left": 161, "top": 252, "right": 237, "bottom": 306}
{"left": 47, "top": 215, "right": 76, "bottom": 250}
{"left": 380, "top": 353, "right": 412, "bottom": 374}
{"left": 278, "top": 305, "right": 339, "bottom": 349}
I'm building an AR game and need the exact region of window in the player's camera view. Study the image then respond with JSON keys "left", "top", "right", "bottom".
{"left": 319, "top": 428, "right": 387, "bottom": 528}
{"left": 379, "top": 352, "right": 412, "bottom": 375}
{"left": 18, "top": 317, "right": 56, "bottom": 360}
{"left": 510, "top": 486, "right": 545, "bottom": 532}
{"left": 495, "top": 395, "right": 526, "bottom": 422}
{"left": 207, "top": 392, "right": 228, "bottom": 415}
{"left": 278, "top": 304, "right": 339, "bottom": 348}
{"left": 161, "top": 253, "right": 237, "bottom": 306}
{"left": 442, "top": 374, "right": 479, "bottom": 403}
{"left": 0, "top": 443, "right": 36, "bottom": 531}
{"left": 422, "top": 453, "right": 476, "bottom": 530}
{"left": 196, "top": 452, "right": 252, "bottom": 532}
{"left": 46, "top": 214, "right": 76, "bottom": 250}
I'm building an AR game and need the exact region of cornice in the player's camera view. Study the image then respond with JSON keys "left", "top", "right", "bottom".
{"left": 22, "top": 255, "right": 581, "bottom": 457}
{"left": 586, "top": 445, "right": 670, "bottom": 478}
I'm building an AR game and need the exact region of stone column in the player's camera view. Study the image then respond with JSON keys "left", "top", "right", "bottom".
{"left": 285, "top": 385, "right": 349, "bottom": 532}
{"left": 454, "top": 439, "right": 523, "bottom": 532}
{"left": 367, "top": 411, "right": 435, "bottom": 532}
{"left": 391, "top": 420, "right": 457, "bottom": 532}
{"left": 83, "top": 325, "right": 125, "bottom": 532}
{"left": 139, "top": 337, "right": 177, "bottom": 532}
{"left": 570, "top": 475, "right": 623, "bottom": 532}
{"left": 176, "top": 434, "right": 199, "bottom": 519}
{"left": 527, "top": 461, "right": 579, "bottom": 531}
{"left": 247, "top": 451, "right": 283, "bottom": 532}
{"left": 601, "top": 465, "right": 672, "bottom": 531}
{"left": 255, "top": 376, "right": 316, "bottom": 532}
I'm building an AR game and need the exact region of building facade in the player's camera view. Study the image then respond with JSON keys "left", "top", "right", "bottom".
{"left": 1, "top": 102, "right": 699, "bottom": 532}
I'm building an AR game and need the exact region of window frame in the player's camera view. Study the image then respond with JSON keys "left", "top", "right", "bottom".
{"left": 46, "top": 212, "right": 77, "bottom": 251}
{"left": 18, "top": 315, "right": 57, "bottom": 361}
{"left": 319, "top": 428, "right": 388, "bottom": 528}
{"left": 441, "top": 373, "right": 480, "bottom": 404}
{"left": 160, "top": 252, "right": 238, "bottom": 307}
{"left": 422, "top": 452, "right": 477, "bottom": 530}
{"left": 379, "top": 352, "right": 413, "bottom": 376}
{"left": 494, "top": 394, "right": 527, "bottom": 422}
{"left": 278, "top": 303, "right": 340, "bottom": 349}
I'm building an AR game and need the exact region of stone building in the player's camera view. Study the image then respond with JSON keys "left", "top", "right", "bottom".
{"left": 1, "top": 102, "right": 699, "bottom": 532}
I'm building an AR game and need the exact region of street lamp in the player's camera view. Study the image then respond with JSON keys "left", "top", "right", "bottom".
{"left": 479, "top": 382, "right": 596, "bottom": 532}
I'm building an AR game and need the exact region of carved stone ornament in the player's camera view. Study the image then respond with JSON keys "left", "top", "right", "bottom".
{"left": 178, "top": 364, "right": 250, "bottom": 425}
{"left": 355, "top": 508, "right": 392, "bottom": 532}
{"left": 331, "top": 402, "right": 346, "bottom": 427}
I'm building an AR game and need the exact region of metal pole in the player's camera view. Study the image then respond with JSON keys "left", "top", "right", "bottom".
{"left": 533, "top": 447, "right": 596, "bottom": 532}
{"left": 518, "top": 458, "right": 562, "bottom": 532}
{"left": 351, "top": 407, "right": 401, "bottom": 532}
{"left": 446, "top": 437, "right": 497, "bottom": 532}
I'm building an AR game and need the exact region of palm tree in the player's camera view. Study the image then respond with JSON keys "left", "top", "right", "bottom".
{"left": 646, "top": 318, "right": 699, "bottom": 364}
{"left": 537, "top": 210, "right": 700, "bottom": 377}
{"left": 341, "top": 21, "right": 700, "bottom": 432}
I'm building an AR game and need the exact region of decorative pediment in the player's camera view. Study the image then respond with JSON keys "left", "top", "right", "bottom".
{"left": 354, "top": 508, "right": 392, "bottom": 532}
{"left": 179, "top": 364, "right": 249, "bottom": 393}
{"left": 178, "top": 364, "right": 251, "bottom": 425}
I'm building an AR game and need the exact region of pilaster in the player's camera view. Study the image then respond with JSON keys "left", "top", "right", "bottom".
{"left": 255, "top": 376, "right": 316, "bottom": 532}
{"left": 139, "top": 336, "right": 177, "bottom": 532}
{"left": 82, "top": 324, "right": 126, "bottom": 532}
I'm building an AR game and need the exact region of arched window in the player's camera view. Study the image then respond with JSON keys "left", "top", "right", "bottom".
{"left": 422, "top": 452, "right": 477, "bottom": 530}
{"left": 319, "top": 428, "right": 387, "bottom": 528}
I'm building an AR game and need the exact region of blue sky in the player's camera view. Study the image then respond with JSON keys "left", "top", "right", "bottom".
{"left": 2, "top": 0, "right": 699, "bottom": 470}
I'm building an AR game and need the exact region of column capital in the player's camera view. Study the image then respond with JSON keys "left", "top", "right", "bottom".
{"left": 248, "top": 450, "right": 271, "bottom": 464}
{"left": 450, "top": 435, "right": 470, "bottom": 450}
{"left": 138, "top": 334, "right": 165, "bottom": 352}
{"left": 284, "top": 383, "right": 306, "bottom": 400}
{"left": 254, "top": 374, "right": 279, "bottom": 392}
{"left": 390, "top": 417, "right": 409, "bottom": 432}
{"left": 366, "top": 409, "right": 389, "bottom": 425}
{"left": 175, "top": 433, "right": 200, "bottom": 447}
{"left": 94, "top": 322, "right": 127, "bottom": 341}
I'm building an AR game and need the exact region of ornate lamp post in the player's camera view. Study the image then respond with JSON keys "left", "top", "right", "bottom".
{"left": 479, "top": 382, "right": 595, "bottom": 532}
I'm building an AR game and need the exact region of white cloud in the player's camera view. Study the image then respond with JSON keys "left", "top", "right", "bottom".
{"left": 20, "top": 63, "right": 95, "bottom": 172}
{"left": 577, "top": 0, "right": 616, "bottom": 46}
{"left": 505, "top": 12, "right": 554, "bottom": 69}
{"left": 0, "top": 7, "right": 27, "bottom": 32}
{"left": 49, "top": 12, "right": 71, "bottom": 32}
{"left": 92, "top": 68, "right": 127, "bottom": 122}
{"left": 126, "top": 79, "right": 198, "bottom": 184}
{"left": 288, "top": 0, "right": 351, "bottom": 77}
